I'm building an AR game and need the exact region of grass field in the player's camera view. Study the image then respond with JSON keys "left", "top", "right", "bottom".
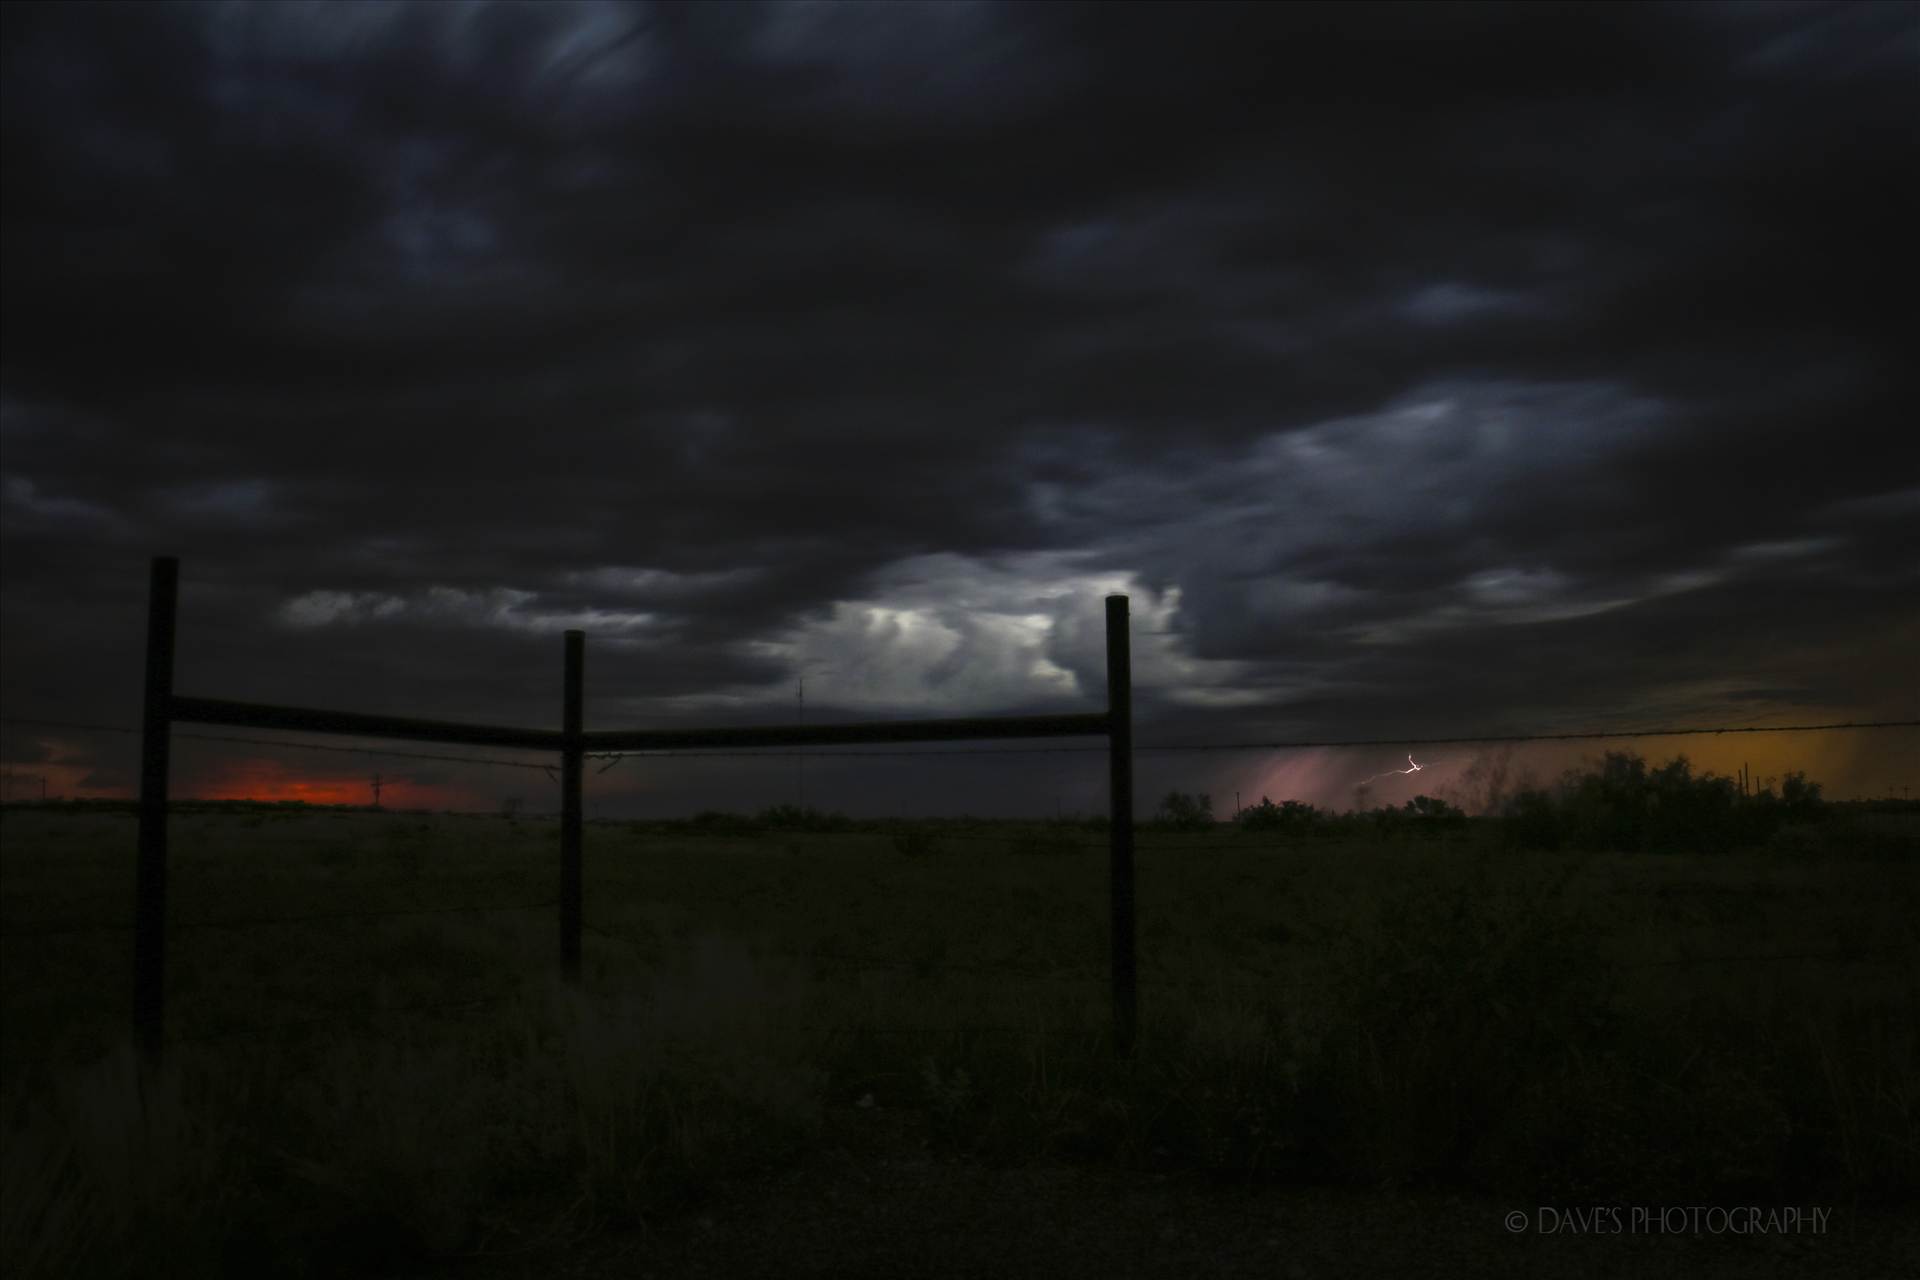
{"left": 2, "top": 805, "right": 1916, "bottom": 1277}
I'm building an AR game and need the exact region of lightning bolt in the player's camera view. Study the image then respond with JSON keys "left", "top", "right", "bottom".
{"left": 1361, "top": 754, "right": 1425, "bottom": 785}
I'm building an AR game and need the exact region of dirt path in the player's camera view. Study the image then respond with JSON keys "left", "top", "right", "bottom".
{"left": 419, "top": 1150, "right": 1917, "bottom": 1280}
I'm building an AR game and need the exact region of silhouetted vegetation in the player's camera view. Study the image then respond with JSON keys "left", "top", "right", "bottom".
{"left": 2, "top": 801, "right": 1914, "bottom": 1277}
{"left": 1502, "top": 751, "right": 1829, "bottom": 851}
{"left": 682, "top": 803, "right": 858, "bottom": 833}
{"left": 1364, "top": 794, "right": 1471, "bottom": 839}
{"left": 1151, "top": 789, "right": 1213, "bottom": 830}
{"left": 1235, "top": 794, "right": 1468, "bottom": 842}
{"left": 1236, "top": 796, "right": 1321, "bottom": 832}
{"left": 0, "top": 797, "right": 361, "bottom": 815}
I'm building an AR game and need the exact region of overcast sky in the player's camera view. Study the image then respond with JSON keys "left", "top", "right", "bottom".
{"left": 2, "top": 0, "right": 1915, "bottom": 816}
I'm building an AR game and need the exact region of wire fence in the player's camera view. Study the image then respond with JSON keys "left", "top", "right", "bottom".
{"left": 3, "top": 711, "right": 1914, "bottom": 1052}
{"left": 5, "top": 712, "right": 1915, "bottom": 772}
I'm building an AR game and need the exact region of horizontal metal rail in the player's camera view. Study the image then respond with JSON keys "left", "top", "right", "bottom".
{"left": 135, "top": 557, "right": 1137, "bottom": 1062}
{"left": 167, "top": 700, "right": 1109, "bottom": 754}
{"left": 583, "top": 712, "right": 1110, "bottom": 752}
{"left": 169, "top": 696, "right": 567, "bottom": 752}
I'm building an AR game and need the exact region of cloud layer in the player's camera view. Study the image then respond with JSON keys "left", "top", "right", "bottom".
{"left": 3, "top": 1, "right": 1915, "bottom": 811}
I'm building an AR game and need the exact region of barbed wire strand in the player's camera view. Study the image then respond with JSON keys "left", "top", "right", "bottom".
{"left": 0, "top": 717, "right": 559, "bottom": 771}
{"left": 3, "top": 715, "right": 1913, "bottom": 771}
{"left": 587, "top": 718, "right": 1920, "bottom": 762}
{"left": 3, "top": 713, "right": 1912, "bottom": 1044}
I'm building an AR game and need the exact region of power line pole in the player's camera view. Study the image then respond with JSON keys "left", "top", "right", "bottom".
{"left": 371, "top": 773, "right": 384, "bottom": 809}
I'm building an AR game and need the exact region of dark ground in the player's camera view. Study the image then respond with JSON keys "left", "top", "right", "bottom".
{"left": 415, "top": 1107, "right": 1919, "bottom": 1280}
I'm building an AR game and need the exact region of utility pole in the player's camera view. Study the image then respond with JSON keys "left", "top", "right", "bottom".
{"left": 796, "top": 675, "right": 806, "bottom": 811}
{"left": 371, "top": 773, "right": 384, "bottom": 809}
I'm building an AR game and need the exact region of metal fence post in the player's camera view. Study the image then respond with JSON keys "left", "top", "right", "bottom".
{"left": 1105, "top": 594, "right": 1136, "bottom": 1055}
{"left": 135, "top": 556, "right": 178, "bottom": 1063}
{"left": 561, "top": 629, "right": 584, "bottom": 983}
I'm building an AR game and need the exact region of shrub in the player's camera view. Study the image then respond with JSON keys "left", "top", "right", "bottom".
{"left": 687, "top": 809, "right": 757, "bottom": 835}
{"left": 1152, "top": 791, "right": 1213, "bottom": 831}
{"left": 1397, "top": 795, "right": 1469, "bottom": 839}
{"left": 1501, "top": 752, "right": 1830, "bottom": 851}
{"left": 1237, "top": 797, "right": 1320, "bottom": 833}
{"left": 1504, "top": 788, "right": 1565, "bottom": 850}
{"left": 753, "top": 805, "right": 855, "bottom": 833}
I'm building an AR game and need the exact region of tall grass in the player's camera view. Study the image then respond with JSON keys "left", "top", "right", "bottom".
{"left": 1, "top": 934, "right": 830, "bottom": 1278}
{"left": 2, "top": 808, "right": 1915, "bottom": 1275}
{"left": 2, "top": 1046, "right": 243, "bottom": 1279}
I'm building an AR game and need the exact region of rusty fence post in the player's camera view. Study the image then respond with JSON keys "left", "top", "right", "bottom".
{"left": 561, "top": 630, "right": 584, "bottom": 984}
{"left": 1105, "top": 593, "right": 1136, "bottom": 1055}
{"left": 135, "top": 556, "right": 178, "bottom": 1064}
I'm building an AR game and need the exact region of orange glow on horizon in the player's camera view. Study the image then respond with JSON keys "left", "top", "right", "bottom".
{"left": 187, "top": 758, "right": 487, "bottom": 811}
{"left": 1231, "top": 724, "right": 1914, "bottom": 816}
{"left": 0, "top": 759, "right": 97, "bottom": 802}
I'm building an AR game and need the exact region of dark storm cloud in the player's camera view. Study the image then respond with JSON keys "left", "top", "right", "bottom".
{"left": 2, "top": 1, "right": 1915, "bottom": 811}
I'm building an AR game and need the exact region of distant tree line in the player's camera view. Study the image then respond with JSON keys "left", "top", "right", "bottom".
{"left": 668, "top": 806, "right": 1109, "bottom": 836}
{"left": 1152, "top": 750, "right": 1836, "bottom": 852}
{"left": 686, "top": 803, "right": 860, "bottom": 833}
{"left": 1501, "top": 751, "right": 1826, "bottom": 852}
{"left": 1154, "top": 789, "right": 1470, "bottom": 840}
